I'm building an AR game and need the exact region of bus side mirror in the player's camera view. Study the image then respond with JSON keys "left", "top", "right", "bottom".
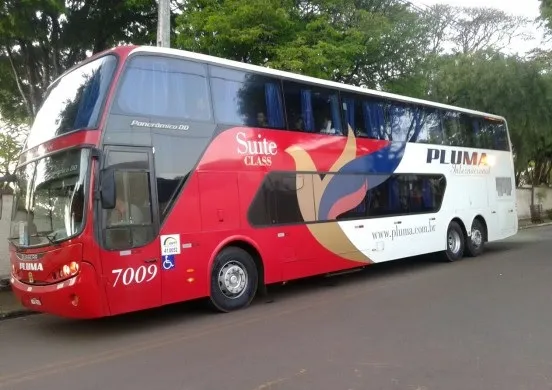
{"left": 100, "top": 169, "right": 116, "bottom": 209}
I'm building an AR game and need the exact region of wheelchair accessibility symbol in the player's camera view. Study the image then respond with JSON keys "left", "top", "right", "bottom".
{"left": 162, "top": 255, "right": 176, "bottom": 270}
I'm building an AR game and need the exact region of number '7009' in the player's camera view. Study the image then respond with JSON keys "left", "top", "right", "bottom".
{"left": 111, "top": 265, "right": 158, "bottom": 287}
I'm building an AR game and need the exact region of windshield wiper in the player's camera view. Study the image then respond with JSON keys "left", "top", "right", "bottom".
{"left": 33, "top": 232, "right": 61, "bottom": 246}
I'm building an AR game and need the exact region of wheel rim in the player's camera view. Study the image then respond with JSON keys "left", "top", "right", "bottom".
{"left": 218, "top": 260, "right": 248, "bottom": 299}
{"left": 471, "top": 228, "right": 483, "bottom": 248}
{"left": 448, "top": 230, "right": 462, "bottom": 254}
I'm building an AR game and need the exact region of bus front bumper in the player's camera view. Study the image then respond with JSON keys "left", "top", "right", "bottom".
{"left": 10, "top": 262, "right": 106, "bottom": 319}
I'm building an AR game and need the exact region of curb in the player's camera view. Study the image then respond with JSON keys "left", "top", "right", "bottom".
{"left": 518, "top": 221, "right": 552, "bottom": 230}
{"left": 0, "top": 309, "right": 35, "bottom": 321}
{"left": 0, "top": 279, "right": 11, "bottom": 293}
{"left": 0, "top": 281, "right": 35, "bottom": 321}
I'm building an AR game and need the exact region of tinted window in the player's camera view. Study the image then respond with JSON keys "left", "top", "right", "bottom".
{"left": 152, "top": 133, "right": 206, "bottom": 220}
{"left": 494, "top": 121, "right": 510, "bottom": 151}
{"left": 414, "top": 108, "right": 442, "bottom": 143}
{"left": 421, "top": 109, "right": 510, "bottom": 151}
{"left": 341, "top": 94, "right": 386, "bottom": 139}
{"left": 456, "top": 113, "right": 478, "bottom": 147}
{"left": 473, "top": 118, "right": 509, "bottom": 151}
{"left": 440, "top": 110, "right": 463, "bottom": 146}
{"left": 210, "top": 66, "right": 285, "bottom": 129}
{"left": 284, "top": 81, "right": 343, "bottom": 135}
{"left": 115, "top": 55, "right": 212, "bottom": 122}
{"left": 387, "top": 103, "right": 433, "bottom": 142}
{"left": 336, "top": 174, "right": 446, "bottom": 220}
{"left": 248, "top": 172, "right": 312, "bottom": 226}
{"left": 248, "top": 172, "right": 446, "bottom": 226}
{"left": 107, "top": 151, "right": 149, "bottom": 169}
{"left": 103, "top": 151, "right": 155, "bottom": 250}
{"left": 26, "top": 55, "right": 117, "bottom": 149}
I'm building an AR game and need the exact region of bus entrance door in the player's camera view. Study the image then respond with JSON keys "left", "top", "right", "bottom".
{"left": 99, "top": 145, "right": 162, "bottom": 316}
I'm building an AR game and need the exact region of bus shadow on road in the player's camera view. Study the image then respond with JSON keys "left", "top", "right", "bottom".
{"left": 34, "top": 239, "right": 527, "bottom": 338}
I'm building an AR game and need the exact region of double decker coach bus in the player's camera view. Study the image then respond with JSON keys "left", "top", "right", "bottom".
{"left": 1, "top": 45, "right": 517, "bottom": 319}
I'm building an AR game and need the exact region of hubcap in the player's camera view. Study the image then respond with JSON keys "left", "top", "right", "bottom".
{"left": 218, "top": 260, "right": 248, "bottom": 299}
{"left": 448, "top": 230, "right": 461, "bottom": 254}
{"left": 471, "top": 228, "right": 482, "bottom": 248}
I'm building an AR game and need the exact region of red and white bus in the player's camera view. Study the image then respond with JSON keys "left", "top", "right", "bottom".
{"left": 2, "top": 45, "right": 517, "bottom": 319}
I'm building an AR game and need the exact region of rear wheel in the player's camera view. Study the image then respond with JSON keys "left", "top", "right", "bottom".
{"left": 209, "top": 247, "right": 258, "bottom": 313}
{"left": 465, "top": 218, "right": 485, "bottom": 257}
{"left": 442, "top": 221, "right": 465, "bottom": 262}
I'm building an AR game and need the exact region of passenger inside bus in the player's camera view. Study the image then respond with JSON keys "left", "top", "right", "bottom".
{"left": 294, "top": 116, "right": 304, "bottom": 131}
{"left": 320, "top": 117, "right": 340, "bottom": 135}
{"left": 109, "top": 193, "right": 144, "bottom": 225}
{"left": 257, "top": 112, "right": 268, "bottom": 127}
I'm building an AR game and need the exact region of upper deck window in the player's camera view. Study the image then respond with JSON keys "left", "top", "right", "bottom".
{"left": 113, "top": 55, "right": 212, "bottom": 122}
{"left": 209, "top": 65, "right": 285, "bottom": 129}
{"left": 26, "top": 55, "right": 118, "bottom": 150}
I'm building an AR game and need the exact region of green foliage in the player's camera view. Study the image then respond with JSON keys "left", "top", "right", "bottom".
{"left": 0, "top": 121, "right": 27, "bottom": 176}
{"left": 175, "top": 0, "right": 430, "bottom": 87}
{"left": 176, "top": 0, "right": 296, "bottom": 64}
{"left": 0, "top": 0, "right": 551, "bottom": 187}
{"left": 428, "top": 51, "right": 552, "bottom": 185}
{"left": 0, "top": 0, "right": 161, "bottom": 122}
{"left": 540, "top": 0, "right": 552, "bottom": 31}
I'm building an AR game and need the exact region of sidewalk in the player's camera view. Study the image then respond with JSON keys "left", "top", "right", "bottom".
{"left": 518, "top": 217, "right": 552, "bottom": 229}
{"left": 0, "top": 285, "right": 31, "bottom": 319}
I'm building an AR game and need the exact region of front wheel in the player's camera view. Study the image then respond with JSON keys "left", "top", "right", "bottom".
{"left": 209, "top": 247, "right": 258, "bottom": 313}
{"left": 442, "top": 221, "right": 465, "bottom": 262}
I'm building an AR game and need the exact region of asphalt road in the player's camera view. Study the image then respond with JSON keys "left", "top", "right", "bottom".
{"left": 1, "top": 226, "right": 552, "bottom": 390}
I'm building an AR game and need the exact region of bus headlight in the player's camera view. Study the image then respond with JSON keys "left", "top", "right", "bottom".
{"left": 53, "top": 261, "right": 80, "bottom": 280}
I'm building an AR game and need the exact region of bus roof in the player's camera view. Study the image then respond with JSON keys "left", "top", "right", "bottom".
{"left": 130, "top": 45, "right": 506, "bottom": 123}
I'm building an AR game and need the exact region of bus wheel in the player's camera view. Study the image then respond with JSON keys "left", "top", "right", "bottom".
{"left": 210, "top": 246, "right": 258, "bottom": 313}
{"left": 442, "top": 221, "right": 465, "bottom": 262}
{"left": 465, "top": 218, "right": 485, "bottom": 257}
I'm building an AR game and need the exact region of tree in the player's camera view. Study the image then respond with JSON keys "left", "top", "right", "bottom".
{"left": 0, "top": 0, "right": 166, "bottom": 124}
{"left": 450, "top": 7, "right": 532, "bottom": 54}
{"left": 540, "top": 0, "right": 552, "bottom": 31}
{"left": 0, "top": 120, "right": 27, "bottom": 177}
{"left": 174, "top": 0, "right": 432, "bottom": 89}
{"left": 427, "top": 50, "right": 552, "bottom": 185}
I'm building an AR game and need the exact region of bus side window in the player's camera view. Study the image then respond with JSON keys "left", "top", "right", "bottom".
{"left": 114, "top": 55, "right": 212, "bottom": 122}
{"left": 492, "top": 120, "right": 510, "bottom": 151}
{"left": 283, "top": 81, "right": 343, "bottom": 135}
{"left": 103, "top": 150, "right": 155, "bottom": 250}
{"left": 414, "top": 108, "right": 442, "bottom": 144}
{"left": 440, "top": 110, "right": 463, "bottom": 146}
{"left": 341, "top": 94, "right": 386, "bottom": 139}
{"left": 209, "top": 66, "right": 285, "bottom": 129}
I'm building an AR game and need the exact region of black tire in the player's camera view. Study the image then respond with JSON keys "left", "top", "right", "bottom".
{"left": 441, "top": 221, "right": 465, "bottom": 262}
{"left": 209, "top": 246, "right": 258, "bottom": 313}
{"left": 465, "top": 218, "right": 485, "bottom": 257}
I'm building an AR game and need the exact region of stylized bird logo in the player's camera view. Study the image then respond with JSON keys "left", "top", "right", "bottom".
{"left": 284, "top": 124, "right": 406, "bottom": 264}
{"left": 285, "top": 126, "right": 374, "bottom": 263}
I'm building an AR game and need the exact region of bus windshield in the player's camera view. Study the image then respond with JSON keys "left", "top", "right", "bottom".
{"left": 9, "top": 148, "right": 90, "bottom": 248}
{"left": 25, "top": 55, "right": 117, "bottom": 150}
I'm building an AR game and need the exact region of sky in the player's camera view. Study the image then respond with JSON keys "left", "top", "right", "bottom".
{"left": 412, "top": 0, "right": 547, "bottom": 55}
{"left": 414, "top": 0, "right": 541, "bottom": 18}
